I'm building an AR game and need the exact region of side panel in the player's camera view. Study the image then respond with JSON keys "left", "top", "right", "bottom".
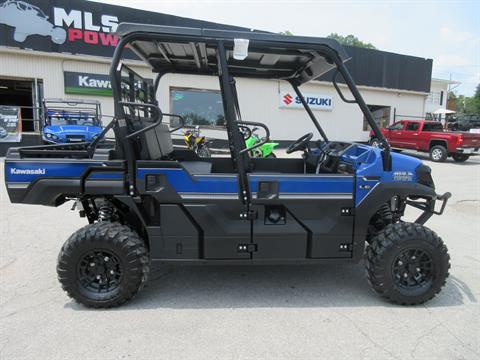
{"left": 184, "top": 202, "right": 251, "bottom": 260}
{"left": 136, "top": 166, "right": 251, "bottom": 260}
{"left": 249, "top": 174, "right": 355, "bottom": 259}
{"left": 148, "top": 204, "right": 201, "bottom": 260}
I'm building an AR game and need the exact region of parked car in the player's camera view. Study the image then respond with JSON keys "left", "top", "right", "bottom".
{"left": 370, "top": 120, "right": 480, "bottom": 162}
{"left": 447, "top": 114, "right": 480, "bottom": 132}
{"left": 42, "top": 99, "right": 103, "bottom": 144}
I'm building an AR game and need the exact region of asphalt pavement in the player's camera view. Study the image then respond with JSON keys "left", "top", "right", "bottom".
{"left": 0, "top": 152, "right": 479, "bottom": 360}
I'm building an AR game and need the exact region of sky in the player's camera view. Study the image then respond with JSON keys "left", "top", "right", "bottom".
{"left": 92, "top": 0, "right": 480, "bottom": 96}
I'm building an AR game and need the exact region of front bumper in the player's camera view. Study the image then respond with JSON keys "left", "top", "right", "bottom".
{"left": 410, "top": 192, "right": 452, "bottom": 225}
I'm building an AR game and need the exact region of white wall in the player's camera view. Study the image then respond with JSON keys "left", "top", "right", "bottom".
{"left": 1, "top": 50, "right": 428, "bottom": 143}
{"left": 159, "top": 73, "right": 427, "bottom": 142}
{"left": 425, "top": 80, "right": 449, "bottom": 115}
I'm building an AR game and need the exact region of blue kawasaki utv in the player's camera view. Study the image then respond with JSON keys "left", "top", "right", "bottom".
{"left": 4, "top": 24, "right": 451, "bottom": 308}
{"left": 42, "top": 99, "right": 103, "bottom": 144}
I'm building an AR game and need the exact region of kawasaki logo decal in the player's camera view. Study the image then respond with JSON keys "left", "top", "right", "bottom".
{"left": 10, "top": 168, "right": 46, "bottom": 175}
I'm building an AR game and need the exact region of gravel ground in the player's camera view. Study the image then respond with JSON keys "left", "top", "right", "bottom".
{"left": 1, "top": 152, "right": 479, "bottom": 360}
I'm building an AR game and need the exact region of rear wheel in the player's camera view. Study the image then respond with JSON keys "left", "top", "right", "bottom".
{"left": 429, "top": 145, "right": 448, "bottom": 162}
{"left": 57, "top": 222, "right": 150, "bottom": 308}
{"left": 452, "top": 153, "right": 470, "bottom": 162}
{"left": 365, "top": 222, "right": 450, "bottom": 305}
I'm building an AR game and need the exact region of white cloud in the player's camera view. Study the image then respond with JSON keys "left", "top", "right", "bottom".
{"left": 434, "top": 54, "right": 472, "bottom": 68}
{"left": 440, "top": 27, "right": 474, "bottom": 42}
{"left": 435, "top": 54, "right": 473, "bottom": 68}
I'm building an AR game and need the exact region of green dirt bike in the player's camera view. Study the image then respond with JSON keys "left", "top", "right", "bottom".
{"left": 241, "top": 126, "right": 279, "bottom": 158}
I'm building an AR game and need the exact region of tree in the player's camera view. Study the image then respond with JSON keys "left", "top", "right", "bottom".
{"left": 327, "top": 33, "right": 376, "bottom": 49}
{"left": 279, "top": 30, "right": 293, "bottom": 36}
{"left": 472, "top": 84, "right": 480, "bottom": 113}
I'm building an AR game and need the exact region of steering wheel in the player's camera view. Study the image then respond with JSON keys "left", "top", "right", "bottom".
{"left": 286, "top": 133, "right": 314, "bottom": 154}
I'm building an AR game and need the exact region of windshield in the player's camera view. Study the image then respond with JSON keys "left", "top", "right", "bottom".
{"left": 47, "top": 111, "right": 100, "bottom": 126}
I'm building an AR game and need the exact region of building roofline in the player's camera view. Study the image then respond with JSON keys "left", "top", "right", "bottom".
{"left": 431, "top": 78, "right": 461, "bottom": 85}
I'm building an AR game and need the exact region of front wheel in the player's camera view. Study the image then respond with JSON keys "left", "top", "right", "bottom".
{"left": 452, "top": 153, "right": 470, "bottom": 162}
{"left": 196, "top": 145, "right": 211, "bottom": 158}
{"left": 57, "top": 222, "right": 150, "bottom": 308}
{"left": 429, "top": 145, "right": 448, "bottom": 162}
{"left": 369, "top": 137, "right": 381, "bottom": 148}
{"left": 365, "top": 222, "right": 450, "bottom": 305}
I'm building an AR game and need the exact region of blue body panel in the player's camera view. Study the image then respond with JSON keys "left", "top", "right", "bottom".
{"left": 5, "top": 161, "right": 103, "bottom": 183}
{"left": 5, "top": 144, "right": 423, "bottom": 207}
{"left": 248, "top": 174, "right": 353, "bottom": 195}
{"left": 136, "top": 168, "right": 354, "bottom": 196}
{"left": 43, "top": 124, "right": 103, "bottom": 144}
{"left": 339, "top": 144, "right": 422, "bottom": 205}
{"left": 137, "top": 168, "right": 239, "bottom": 194}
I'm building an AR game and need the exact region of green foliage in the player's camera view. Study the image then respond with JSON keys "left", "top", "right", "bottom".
{"left": 279, "top": 30, "right": 294, "bottom": 36}
{"left": 455, "top": 84, "right": 480, "bottom": 114}
{"left": 327, "top": 33, "right": 376, "bottom": 49}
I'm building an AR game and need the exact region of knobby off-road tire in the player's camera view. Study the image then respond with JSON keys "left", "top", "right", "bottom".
{"left": 429, "top": 145, "right": 448, "bottom": 162}
{"left": 365, "top": 222, "right": 450, "bottom": 305}
{"left": 57, "top": 222, "right": 150, "bottom": 308}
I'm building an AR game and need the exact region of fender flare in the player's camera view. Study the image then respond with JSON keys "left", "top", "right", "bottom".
{"left": 352, "top": 182, "right": 436, "bottom": 262}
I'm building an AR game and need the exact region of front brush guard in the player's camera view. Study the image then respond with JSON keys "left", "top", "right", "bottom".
{"left": 409, "top": 192, "right": 452, "bottom": 225}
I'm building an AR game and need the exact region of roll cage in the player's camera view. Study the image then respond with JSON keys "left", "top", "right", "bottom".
{"left": 108, "top": 23, "right": 391, "bottom": 198}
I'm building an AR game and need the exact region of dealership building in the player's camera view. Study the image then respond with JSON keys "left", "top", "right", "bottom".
{"left": 0, "top": 0, "right": 455, "bottom": 154}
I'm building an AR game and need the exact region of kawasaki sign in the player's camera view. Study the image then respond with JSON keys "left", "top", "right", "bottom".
{"left": 279, "top": 91, "right": 333, "bottom": 111}
{"left": 64, "top": 71, "right": 153, "bottom": 96}
{"left": 64, "top": 72, "right": 113, "bottom": 96}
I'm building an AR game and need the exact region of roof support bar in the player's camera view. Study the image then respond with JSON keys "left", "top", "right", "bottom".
{"left": 290, "top": 82, "right": 329, "bottom": 142}
{"left": 332, "top": 55, "right": 392, "bottom": 170}
{"left": 217, "top": 41, "right": 250, "bottom": 204}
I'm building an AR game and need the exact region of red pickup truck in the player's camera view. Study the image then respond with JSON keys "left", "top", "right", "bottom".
{"left": 370, "top": 120, "right": 480, "bottom": 162}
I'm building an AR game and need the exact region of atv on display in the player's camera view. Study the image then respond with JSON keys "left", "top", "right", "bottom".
{"left": 42, "top": 99, "right": 103, "bottom": 144}
{"left": 4, "top": 24, "right": 451, "bottom": 308}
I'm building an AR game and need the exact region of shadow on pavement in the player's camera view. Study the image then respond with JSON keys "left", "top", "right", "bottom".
{"left": 66, "top": 263, "right": 475, "bottom": 311}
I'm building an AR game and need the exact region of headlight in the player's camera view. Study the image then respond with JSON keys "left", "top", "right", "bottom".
{"left": 45, "top": 133, "right": 59, "bottom": 140}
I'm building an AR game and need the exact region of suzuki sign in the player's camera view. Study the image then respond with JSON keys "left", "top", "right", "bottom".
{"left": 279, "top": 91, "right": 333, "bottom": 111}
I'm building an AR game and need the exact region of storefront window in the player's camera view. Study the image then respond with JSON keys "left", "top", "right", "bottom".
{"left": 170, "top": 87, "right": 225, "bottom": 127}
{"left": 363, "top": 105, "right": 391, "bottom": 131}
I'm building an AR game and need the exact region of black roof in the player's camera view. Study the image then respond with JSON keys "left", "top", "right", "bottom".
{"left": 116, "top": 23, "right": 350, "bottom": 85}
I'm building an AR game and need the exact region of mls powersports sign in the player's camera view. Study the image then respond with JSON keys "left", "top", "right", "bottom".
{"left": 0, "top": 0, "right": 120, "bottom": 57}
{"left": 0, "top": 0, "right": 246, "bottom": 58}
{"left": 279, "top": 91, "right": 333, "bottom": 111}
